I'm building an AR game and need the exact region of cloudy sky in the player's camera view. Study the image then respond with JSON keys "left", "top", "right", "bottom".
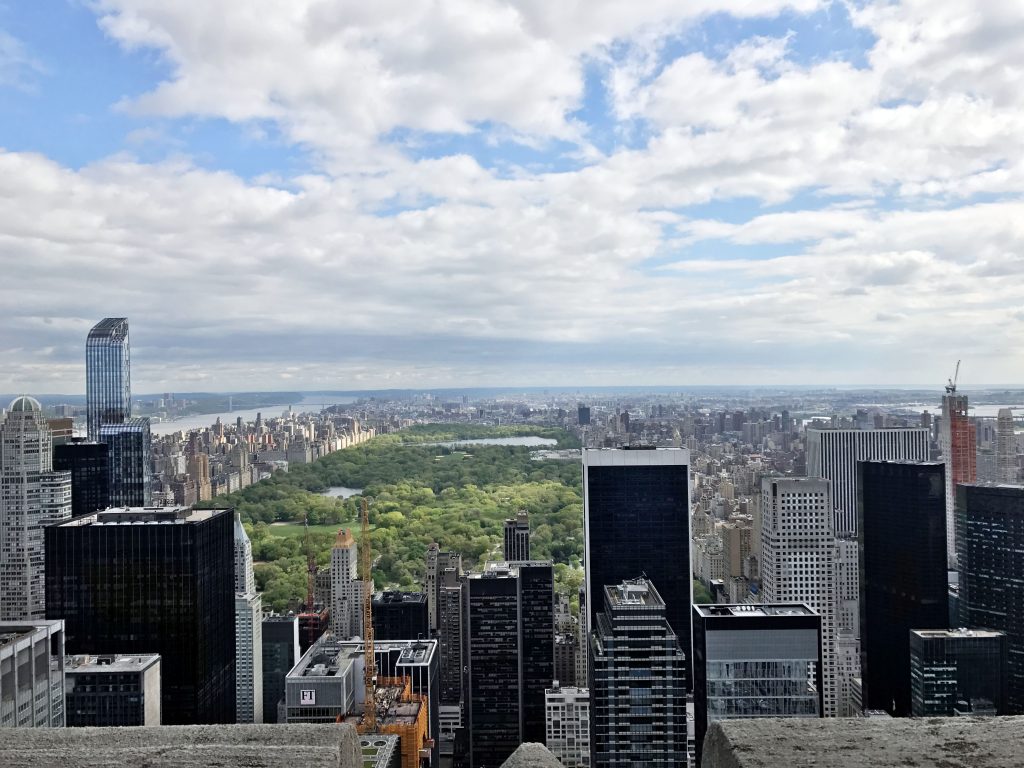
{"left": 2, "top": 1, "right": 1023, "bottom": 393}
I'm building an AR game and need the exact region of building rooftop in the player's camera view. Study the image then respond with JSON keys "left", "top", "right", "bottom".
{"left": 58, "top": 507, "right": 229, "bottom": 527}
{"left": 359, "top": 734, "right": 400, "bottom": 768}
{"left": 911, "top": 627, "right": 1005, "bottom": 640}
{"left": 604, "top": 578, "right": 665, "bottom": 608}
{"left": 694, "top": 603, "right": 816, "bottom": 619}
{"left": 0, "top": 621, "right": 64, "bottom": 651}
{"left": 7, "top": 395, "right": 41, "bottom": 413}
{"left": 373, "top": 591, "right": 427, "bottom": 605}
{"left": 66, "top": 654, "right": 161, "bottom": 674}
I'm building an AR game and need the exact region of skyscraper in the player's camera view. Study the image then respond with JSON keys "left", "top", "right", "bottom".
{"left": 692, "top": 603, "right": 822, "bottom": 767}
{"left": 909, "top": 628, "right": 1006, "bottom": 717}
{"left": 437, "top": 565, "right": 464, "bottom": 705}
{"left": 463, "top": 561, "right": 554, "bottom": 768}
{"left": 0, "top": 397, "right": 72, "bottom": 620}
{"left": 372, "top": 591, "right": 429, "bottom": 640}
{"left": 331, "top": 528, "right": 363, "bottom": 639}
{"left": 590, "top": 579, "right": 687, "bottom": 768}
{"left": 46, "top": 506, "right": 236, "bottom": 724}
{"left": 805, "top": 426, "right": 929, "bottom": 537}
{"left": 957, "top": 482, "right": 1024, "bottom": 712}
{"left": 760, "top": 476, "right": 838, "bottom": 716}
{"left": 503, "top": 510, "right": 530, "bottom": 562}
{"left": 583, "top": 447, "right": 692, "bottom": 683}
{"left": 53, "top": 440, "right": 109, "bottom": 517}
{"left": 858, "top": 461, "right": 948, "bottom": 716}
{"left": 996, "top": 409, "right": 1017, "bottom": 483}
{"left": 99, "top": 419, "right": 152, "bottom": 507}
{"left": 85, "top": 318, "right": 131, "bottom": 442}
{"left": 545, "top": 682, "right": 590, "bottom": 768}
{"left": 261, "top": 615, "right": 299, "bottom": 724}
{"left": 234, "top": 513, "right": 263, "bottom": 723}
{"left": 940, "top": 393, "right": 976, "bottom": 565}
{"left": 425, "top": 544, "right": 461, "bottom": 634}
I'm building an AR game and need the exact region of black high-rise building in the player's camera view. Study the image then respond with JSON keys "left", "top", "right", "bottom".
{"left": 53, "top": 440, "right": 110, "bottom": 517}
{"left": 577, "top": 405, "right": 591, "bottom": 426}
{"left": 45, "top": 506, "right": 235, "bottom": 724}
{"left": 957, "top": 482, "right": 1024, "bottom": 712}
{"left": 372, "top": 591, "right": 429, "bottom": 640}
{"left": 583, "top": 448, "right": 692, "bottom": 684}
{"left": 503, "top": 510, "right": 530, "bottom": 562}
{"left": 909, "top": 628, "right": 1007, "bottom": 716}
{"left": 261, "top": 615, "right": 299, "bottom": 724}
{"left": 858, "top": 460, "right": 948, "bottom": 716}
{"left": 462, "top": 561, "right": 554, "bottom": 768}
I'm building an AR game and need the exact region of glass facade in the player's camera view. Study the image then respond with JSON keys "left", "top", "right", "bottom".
{"left": 583, "top": 450, "right": 692, "bottom": 686}
{"left": 98, "top": 419, "right": 152, "bottom": 507}
{"left": 858, "top": 461, "right": 948, "bottom": 716}
{"left": 85, "top": 318, "right": 131, "bottom": 442}
{"left": 909, "top": 629, "right": 1006, "bottom": 717}
{"left": 957, "top": 483, "right": 1024, "bottom": 713}
{"left": 261, "top": 616, "right": 299, "bottom": 724}
{"left": 53, "top": 441, "right": 110, "bottom": 517}
{"left": 45, "top": 508, "right": 236, "bottom": 724}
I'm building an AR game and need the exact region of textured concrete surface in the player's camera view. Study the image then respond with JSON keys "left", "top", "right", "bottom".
{"left": 703, "top": 717, "right": 1024, "bottom": 768}
{"left": 500, "top": 743, "right": 565, "bottom": 767}
{"left": 0, "top": 724, "right": 362, "bottom": 768}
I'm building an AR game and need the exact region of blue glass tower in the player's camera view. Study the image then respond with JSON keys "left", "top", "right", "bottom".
{"left": 86, "top": 318, "right": 131, "bottom": 441}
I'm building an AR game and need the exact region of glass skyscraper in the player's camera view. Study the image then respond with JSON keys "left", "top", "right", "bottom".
{"left": 583, "top": 448, "right": 692, "bottom": 685}
{"left": 99, "top": 419, "right": 152, "bottom": 507}
{"left": 86, "top": 318, "right": 131, "bottom": 441}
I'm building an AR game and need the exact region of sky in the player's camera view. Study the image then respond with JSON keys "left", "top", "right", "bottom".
{"left": 2, "top": 0, "right": 1023, "bottom": 394}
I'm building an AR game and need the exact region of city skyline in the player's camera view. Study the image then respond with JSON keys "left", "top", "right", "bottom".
{"left": 3, "top": 2, "right": 1024, "bottom": 392}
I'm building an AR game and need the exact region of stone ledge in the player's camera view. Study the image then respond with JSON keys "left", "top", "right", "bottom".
{"left": 703, "top": 717, "right": 1024, "bottom": 768}
{"left": 500, "top": 743, "right": 565, "bottom": 767}
{"left": 0, "top": 724, "right": 361, "bottom": 768}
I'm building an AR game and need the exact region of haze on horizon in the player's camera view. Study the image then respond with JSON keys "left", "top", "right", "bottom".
{"left": 2, "top": 1, "right": 1023, "bottom": 393}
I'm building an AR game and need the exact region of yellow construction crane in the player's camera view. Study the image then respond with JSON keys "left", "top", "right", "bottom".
{"left": 361, "top": 497, "right": 377, "bottom": 732}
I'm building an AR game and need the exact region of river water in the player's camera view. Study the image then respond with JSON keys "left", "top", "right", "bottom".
{"left": 149, "top": 394, "right": 356, "bottom": 436}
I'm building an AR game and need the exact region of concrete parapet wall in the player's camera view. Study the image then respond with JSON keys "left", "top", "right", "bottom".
{"left": 703, "top": 717, "right": 1024, "bottom": 768}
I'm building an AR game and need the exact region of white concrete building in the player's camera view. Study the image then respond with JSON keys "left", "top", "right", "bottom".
{"left": 331, "top": 529, "right": 364, "bottom": 639}
{"left": 0, "top": 397, "right": 72, "bottom": 621}
{"left": 234, "top": 514, "right": 263, "bottom": 723}
{"left": 760, "top": 476, "right": 839, "bottom": 717}
{"left": 805, "top": 427, "right": 929, "bottom": 537}
{"left": 545, "top": 683, "right": 590, "bottom": 768}
{"left": 0, "top": 620, "right": 65, "bottom": 727}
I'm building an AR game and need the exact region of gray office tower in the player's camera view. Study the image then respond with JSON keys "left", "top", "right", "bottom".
{"left": 590, "top": 579, "right": 687, "bottom": 768}
{"left": 437, "top": 566, "right": 464, "bottom": 705}
{"left": 503, "top": 510, "right": 530, "bottom": 562}
{"left": 693, "top": 604, "right": 822, "bottom": 766}
{"left": 261, "top": 615, "right": 299, "bottom": 723}
{"left": 583, "top": 448, "right": 692, "bottom": 685}
{"left": 858, "top": 461, "right": 948, "bottom": 716}
{"left": 806, "top": 426, "right": 929, "bottom": 536}
{"left": 910, "top": 629, "right": 1007, "bottom": 717}
{"left": 957, "top": 483, "right": 1024, "bottom": 712}
{"left": 86, "top": 318, "right": 131, "bottom": 442}
{"left": 99, "top": 419, "right": 152, "bottom": 507}
{"left": 463, "top": 561, "right": 554, "bottom": 768}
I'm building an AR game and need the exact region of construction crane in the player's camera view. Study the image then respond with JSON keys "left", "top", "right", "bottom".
{"left": 304, "top": 515, "right": 316, "bottom": 610}
{"left": 361, "top": 497, "right": 377, "bottom": 732}
{"left": 945, "top": 360, "right": 961, "bottom": 394}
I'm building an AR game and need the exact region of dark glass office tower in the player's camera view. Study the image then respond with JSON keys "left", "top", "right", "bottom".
{"left": 957, "top": 483, "right": 1024, "bottom": 713}
{"left": 462, "top": 561, "right": 554, "bottom": 768}
{"left": 372, "top": 591, "right": 429, "bottom": 640}
{"left": 261, "top": 615, "right": 299, "bottom": 724}
{"left": 86, "top": 318, "right": 131, "bottom": 441}
{"left": 858, "top": 460, "right": 948, "bottom": 716}
{"left": 53, "top": 440, "right": 110, "bottom": 516}
{"left": 503, "top": 510, "right": 530, "bottom": 562}
{"left": 45, "top": 506, "right": 236, "bottom": 724}
{"left": 583, "top": 448, "right": 692, "bottom": 684}
{"left": 99, "top": 419, "right": 152, "bottom": 507}
{"left": 910, "top": 628, "right": 1007, "bottom": 716}
{"left": 590, "top": 579, "right": 687, "bottom": 768}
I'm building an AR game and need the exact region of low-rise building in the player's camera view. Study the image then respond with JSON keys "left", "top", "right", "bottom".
{"left": 0, "top": 620, "right": 66, "bottom": 727}
{"left": 65, "top": 653, "right": 161, "bottom": 726}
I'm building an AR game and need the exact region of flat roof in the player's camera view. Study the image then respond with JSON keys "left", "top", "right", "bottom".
{"left": 57, "top": 507, "right": 229, "bottom": 527}
{"left": 912, "top": 628, "right": 1005, "bottom": 639}
{"left": 66, "top": 654, "right": 161, "bottom": 673}
{"left": 694, "top": 603, "right": 817, "bottom": 618}
{"left": 605, "top": 578, "right": 665, "bottom": 608}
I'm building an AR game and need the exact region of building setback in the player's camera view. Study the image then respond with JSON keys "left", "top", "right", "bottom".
{"left": 583, "top": 447, "right": 692, "bottom": 685}
{"left": 85, "top": 318, "right": 131, "bottom": 442}
{"left": 909, "top": 629, "right": 1006, "bottom": 717}
{"left": 692, "top": 603, "right": 822, "bottom": 766}
{"left": 590, "top": 579, "right": 687, "bottom": 768}
{"left": 0, "top": 620, "right": 66, "bottom": 727}
{"left": 0, "top": 397, "right": 72, "bottom": 621}
{"left": 65, "top": 654, "right": 161, "bottom": 726}
{"left": 858, "top": 461, "right": 948, "bottom": 716}
{"left": 463, "top": 561, "right": 554, "bottom": 768}
{"left": 957, "top": 483, "right": 1024, "bottom": 713}
{"left": 46, "top": 506, "right": 236, "bottom": 724}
